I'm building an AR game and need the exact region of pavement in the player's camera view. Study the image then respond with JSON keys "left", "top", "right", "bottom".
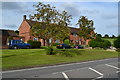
{"left": 2, "top": 58, "right": 120, "bottom": 80}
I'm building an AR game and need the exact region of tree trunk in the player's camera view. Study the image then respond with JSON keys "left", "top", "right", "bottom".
{"left": 46, "top": 39, "right": 50, "bottom": 46}
{"left": 43, "top": 39, "right": 46, "bottom": 46}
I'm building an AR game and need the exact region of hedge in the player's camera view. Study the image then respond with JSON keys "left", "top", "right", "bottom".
{"left": 27, "top": 40, "right": 41, "bottom": 48}
{"left": 89, "top": 39, "right": 111, "bottom": 49}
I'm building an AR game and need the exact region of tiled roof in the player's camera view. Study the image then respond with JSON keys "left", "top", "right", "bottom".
{"left": 0, "top": 29, "right": 18, "bottom": 37}
{"left": 26, "top": 19, "right": 80, "bottom": 33}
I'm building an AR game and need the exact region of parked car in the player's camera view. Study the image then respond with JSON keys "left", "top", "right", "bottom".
{"left": 74, "top": 45, "right": 83, "bottom": 49}
{"left": 7, "top": 40, "right": 31, "bottom": 49}
{"left": 56, "top": 44, "right": 72, "bottom": 49}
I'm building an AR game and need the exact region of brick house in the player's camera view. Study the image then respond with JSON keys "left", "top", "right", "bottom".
{"left": 18, "top": 15, "right": 90, "bottom": 46}
{"left": 0, "top": 29, "right": 20, "bottom": 49}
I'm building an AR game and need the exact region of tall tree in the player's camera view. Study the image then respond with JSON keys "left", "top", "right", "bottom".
{"left": 30, "top": 2, "right": 71, "bottom": 46}
{"left": 55, "top": 10, "right": 72, "bottom": 43}
{"left": 76, "top": 16, "right": 95, "bottom": 45}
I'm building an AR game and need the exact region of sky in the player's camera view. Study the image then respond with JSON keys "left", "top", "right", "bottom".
{"left": 0, "top": 1, "right": 119, "bottom": 36}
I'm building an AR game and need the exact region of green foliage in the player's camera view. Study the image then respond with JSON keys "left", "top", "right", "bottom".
{"left": 27, "top": 40, "right": 41, "bottom": 48}
{"left": 40, "top": 46, "right": 48, "bottom": 49}
{"left": 46, "top": 46, "right": 54, "bottom": 55}
{"left": 114, "top": 35, "right": 120, "bottom": 48}
{"left": 89, "top": 37, "right": 111, "bottom": 49}
{"left": 76, "top": 16, "right": 95, "bottom": 44}
{"left": 89, "top": 40, "right": 99, "bottom": 48}
{"left": 30, "top": 2, "right": 72, "bottom": 46}
{"left": 104, "top": 34, "right": 109, "bottom": 38}
{"left": 70, "top": 43, "right": 75, "bottom": 47}
{"left": 15, "top": 30, "right": 19, "bottom": 35}
{"left": 111, "top": 35, "right": 116, "bottom": 38}
{"left": 64, "top": 39, "right": 70, "bottom": 44}
{"left": 99, "top": 40, "right": 111, "bottom": 49}
{"left": 96, "top": 34, "right": 102, "bottom": 38}
{"left": 116, "top": 48, "right": 120, "bottom": 52}
{"left": 52, "top": 43, "right": 60, "bottom": 46}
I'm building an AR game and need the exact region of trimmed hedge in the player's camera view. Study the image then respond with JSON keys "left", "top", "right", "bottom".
{"left": 27, "top": 40, "right": 41, "bottom": 48}
{"left": 89, "top": 39, "right": 111, "bottom": 49}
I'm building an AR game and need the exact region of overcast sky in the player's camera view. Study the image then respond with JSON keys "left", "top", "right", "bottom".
{"left": 1, "top": 2, "right": 119, "bottom": 36}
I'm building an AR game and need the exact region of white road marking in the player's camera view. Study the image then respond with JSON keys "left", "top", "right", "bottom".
{"left": 2, "top": 58, "right": 117, "bottom": 73}
{"left": 53, "top": 67, "right": 88, "bottom": 74}
{"left": 89, "top": 67, "right": 103, "bottom": 79}
{"left": 105, "top": 64, "right": 119, "bottom": 70}
{"left": 62, "top": 72, "right": 69, "bottom": 80}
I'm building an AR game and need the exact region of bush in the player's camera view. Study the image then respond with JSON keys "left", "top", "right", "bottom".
{"left": 114, "top": 35, "right": 120, "bottom": 48}
{"left": 89, "top": 40, "right": 99, "bottom": 48}
{"left": 27, "top": 40, "right": 41, "bottom": 48}
{"left": 46, "top": 46, "right": 54, "bottom": 55}
{"left": 70, "top": 43, "right": 75, "bottom": 47}
{"left": 55, "top": 49, "right": 81, "bottom": 57}
{"left": 52, "top": 43, "right": 60, "bottom": 46}
{"left": 41, "top": 46, "right": 48, "bottom": 49}
{"left": 89, "top": 39, "right": 111, "bottom": 49}
{"left": 64, "top": 39, "right": 70, "bottom": 44}
{"left": 116, "top": 48, "right": 120, "bottom": 52}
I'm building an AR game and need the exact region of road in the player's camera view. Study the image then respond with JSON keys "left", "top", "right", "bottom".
{"left": 2, "top": 58, "right": 120, "bottom": 80}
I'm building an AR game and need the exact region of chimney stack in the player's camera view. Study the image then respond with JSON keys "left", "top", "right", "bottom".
{"left": 23, "top": 15, "right": 26, "bottom": 20}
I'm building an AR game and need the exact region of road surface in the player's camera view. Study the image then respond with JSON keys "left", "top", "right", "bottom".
{"left": 2, "top": 58, "right": 119, "bottom": 80}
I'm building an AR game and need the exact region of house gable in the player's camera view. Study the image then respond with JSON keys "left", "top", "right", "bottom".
{"left": 18, "top": 16, "right": 32, "bottom": 42}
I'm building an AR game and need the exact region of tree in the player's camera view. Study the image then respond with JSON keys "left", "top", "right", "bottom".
{"left": 55, "top": 10, "right": 72, "bottom": 43}
{"left": 114, "top": 35, "right": 120, "bottom": 48}
{"left": 96, "top": 34, "right": 102, "bottom": 38}
{"left": 76, "top": 16, "right": 95, "bottom": 45}
{"left": 104, "top": 34, "right": 109, "bottom": 38}
{"left": 111, "top": 35, "right": 116, "bottom": 38}
{"left": 15, "top": 30, "right": 19, "bottom": 35}
{"left": 30, "top": 2, "right": 72, "bottom": 46}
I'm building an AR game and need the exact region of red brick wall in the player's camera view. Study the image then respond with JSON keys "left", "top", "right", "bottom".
{"left": 2, "top": 35, "right": 8, "bottom": 45}
{"left": 18, "top": 20, "right": 91, "bottom": 46}
{"left": 19, "top": 20, "right": 31, "bottom": 43}
{"left": 69, "top": 34, "right": 80, "bottom": 45}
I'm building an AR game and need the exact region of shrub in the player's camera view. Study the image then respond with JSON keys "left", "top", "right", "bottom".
{"left": 89, "top": 39, "right": 111, "bottom": 49}
{"left": 114, "top": 35, "right": 120, "bottom": 48}
{"left": 70, "top": 43, "right": 75, "bottom": 47}
{"left": 41, "top": 46, "right": 48, "bottom": 49}
{"left": 64, "top": 39, "right": 70, "bottom": 44}
{"left": 46, "top": 46, "right": 54, "bottom": 55}
{"left": 52, "top": 43, "right": 60, "bottom": 46}
{"left": 116, "top": 48, "right": 120, "bottom": 52}
{"left": 89, "top": 40, "right": 99, "bottom": 48}
{"left": 27, "top": 40, "right": 41, "bottom": 48}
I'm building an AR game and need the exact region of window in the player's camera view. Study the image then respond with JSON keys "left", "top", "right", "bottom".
{"left": 49, "top": 38, "right": 52, "bottom": 43}
{"left": 73, "top": 33, "right": 77, "bottom": 37}
{"left": 55, "top": 40, "right": 60, "bottom": 43}
{"left": 33, "top": 37, "right": 38, "bottom": 41}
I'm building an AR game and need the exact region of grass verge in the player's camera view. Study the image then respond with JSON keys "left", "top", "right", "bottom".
{"left": 2, "top": 49, "right": 118, "bottom": 70}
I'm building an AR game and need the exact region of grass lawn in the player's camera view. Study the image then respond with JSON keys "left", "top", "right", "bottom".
{"left": 2, "top": 49, "right": 118, "bottom": 70}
